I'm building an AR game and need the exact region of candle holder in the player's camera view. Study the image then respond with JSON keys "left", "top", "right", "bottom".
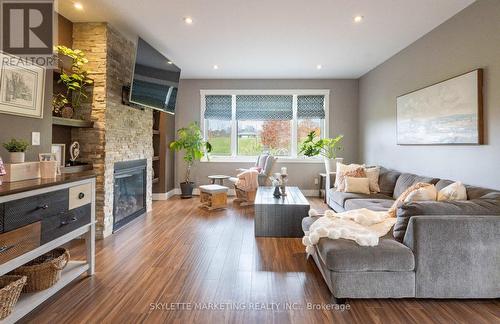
{"left": 280, "top": 174, "right": 288, "bottom": 196}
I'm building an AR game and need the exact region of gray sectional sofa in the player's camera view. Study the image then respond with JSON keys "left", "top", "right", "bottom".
{"left": 302, "top": 167, "right": 500, "bottom": 299}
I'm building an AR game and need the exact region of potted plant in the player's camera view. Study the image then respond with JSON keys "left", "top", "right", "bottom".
{"left": 169, "top": 122, "right": 212, "bottom": 198}
{"left": 2, "top": 138, "right": 30, "bottom": 163}
{"left": 53, "top": 45, "right": 93, "bottom": 118}
{"left": 299, "top": 131, "right": 344, "bottom": 173}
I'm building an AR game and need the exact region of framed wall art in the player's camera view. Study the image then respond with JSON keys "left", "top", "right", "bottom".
{"left": 0, "top": 51, "right": 45, "bottom": 119}
{"left": 397, "top": 69, "right": 483, "bottom": 145}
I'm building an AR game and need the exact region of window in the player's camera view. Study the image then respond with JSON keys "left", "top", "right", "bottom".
{"left": 204, "top": 95, "right": 232, "bottom": 155}
{"left": 201, "top": 90, "right": 328, "bottom": 160}
{"left": 297, "top": 95, "right": 325, "bottom": 155}
{"left": 237, "top": 120, "right": 291, "bottom": 156}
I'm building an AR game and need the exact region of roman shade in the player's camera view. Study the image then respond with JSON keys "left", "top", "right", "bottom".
{"left": 297, "top": 95, "right": 326, "bottom": 119}
{"left": 204, "top": 95, "right": 232, "bottom": 120}
{"left": 236, "top": 95, "right": 293, "bottom": 120}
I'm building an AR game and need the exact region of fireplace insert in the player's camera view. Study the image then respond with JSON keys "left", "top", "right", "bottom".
{"left": 113, "top": 159, "right": 147, "bottom": 232}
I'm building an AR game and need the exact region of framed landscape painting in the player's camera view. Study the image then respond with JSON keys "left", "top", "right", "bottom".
{"left": 0, "top": 52, "right": 45, "bottom": 119}
{"left": 397, "top": 69, "right": 483, "bottom": 145}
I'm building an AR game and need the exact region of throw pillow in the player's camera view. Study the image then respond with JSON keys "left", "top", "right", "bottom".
{"left": 438, "top": 181, "right": 467, "bottom": 201}
{"left": 263, "top": 156, "right": 277, "bottom": 176}
{"left": 344, "top": 177, "right": 371, "bottom": 195}
{"left": 388, "top": 182, "right": 433, "bottom": 218}
{"left": 334, "top": 162, "right": 365, "bottom": 188}
{"left": 364, "top": 166, "right": 381, "bottom": 193}
{"left": 404, "top": 185, "right": 437, "bottom": 203}
{"left": 257, "top": 155, "right": 268, "bottom": 169}
{"left": 337, "top": 168, "right": 366, "bottom": 192}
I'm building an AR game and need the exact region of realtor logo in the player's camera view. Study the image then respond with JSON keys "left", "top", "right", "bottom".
{"left": 1, "top": 0, "right": 53, "bottom": 55}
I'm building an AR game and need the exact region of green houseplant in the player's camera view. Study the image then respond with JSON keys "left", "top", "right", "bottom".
{"left": 2, "top": 138, "right": 30, "bottom": 163}
{"left": 54, "top": 45, "right": 93, "bottom": 117}
{"left": 299, "top": 131, "right": 344, "bottom": 173}
{"left": 170, "top": 122, "right": 212, "bottom": 198}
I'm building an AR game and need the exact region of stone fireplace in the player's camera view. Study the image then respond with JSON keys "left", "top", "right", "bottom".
{"left": 71, "top": 23, "right": 153, "bottom": 238}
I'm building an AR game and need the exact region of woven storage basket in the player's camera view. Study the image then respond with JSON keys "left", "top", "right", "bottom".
{"left": 11, "top": 248, "right": 70, "bottom": 293}
{"left": 0, "top": 275, "right": 27, "bottom": 320}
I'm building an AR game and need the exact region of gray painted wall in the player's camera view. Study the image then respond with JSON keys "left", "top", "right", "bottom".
{"left": 0, "top": 70, "right": 53, "bottom": 162}
{"left": 359, "top": 0, "right": 500, "bottom": 189}
{"left": 175, "top": 79, "right": 359, "bottom": 190}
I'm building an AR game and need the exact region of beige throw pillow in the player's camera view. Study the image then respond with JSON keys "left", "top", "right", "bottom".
{"left": 365, "top": 166, "right": 381, "bottom": 193}
{"left": 404, "top": 185, "right": 437, "bottom": 203}
{"left": 388, "top": 182, "right": 433, "bottom": 218}
{"left": 344, "top": 177, "right": 370, "bottom": 195}
{"left": 335, "top": 162, "right": 364, "bottom": 188}
{"left": 438, "top": 182, "right": 467, "bottom": 201}
{"left": 337, "top": 168, "right": 366, "bottom": 192}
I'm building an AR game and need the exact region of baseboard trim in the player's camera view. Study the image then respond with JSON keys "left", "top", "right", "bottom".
{"left": 155, "top": 188, "right": 318, "bottom": 199}
{"left": 152, "top": 189, "right": 177, "bottom": 200}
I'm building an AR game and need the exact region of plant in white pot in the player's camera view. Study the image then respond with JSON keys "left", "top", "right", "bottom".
{"left": 2, "top": 138, "right": 30, "bottom": 163}
{"left": 299, "top": 131, "right": 344, "bottom": 173}
{"left": 169, "top": 122, "right": 212, "bottom": 198}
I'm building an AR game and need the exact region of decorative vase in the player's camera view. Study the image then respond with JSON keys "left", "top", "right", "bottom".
{"left": 61, "top": 106, "right": 74, "bottom": 119}
{"left": 323, "top": 157, "right": 344, "bottom": 174}
{"left": 273, "top": 186, "right": 281, "bottom": 198}
{"left": 59, "top": 55, "right": 73, "bottom": 72}
{"left": 9, "top": 152, "right": 25, "bottom": 164}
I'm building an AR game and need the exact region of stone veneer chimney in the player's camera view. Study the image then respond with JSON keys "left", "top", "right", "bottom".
{"left": 71, "top": 23, "right": 153, "bottom": 238}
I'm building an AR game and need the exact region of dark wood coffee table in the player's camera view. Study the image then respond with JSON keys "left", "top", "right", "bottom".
{"left": 254, "top": 186, "right": 310, "bottom": 237}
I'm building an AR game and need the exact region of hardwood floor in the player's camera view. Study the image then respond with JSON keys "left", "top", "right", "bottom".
{"left": 23, "top": 197, "right": 499, "bottom": 324}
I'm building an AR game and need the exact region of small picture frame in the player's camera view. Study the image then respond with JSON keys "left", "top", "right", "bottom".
{"left": 51, "top": 144, "right": 66, "bottom": 167}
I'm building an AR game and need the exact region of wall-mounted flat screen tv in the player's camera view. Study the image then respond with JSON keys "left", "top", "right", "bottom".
{"left": 129, "top": 37, "right": 181, "bottom": 114}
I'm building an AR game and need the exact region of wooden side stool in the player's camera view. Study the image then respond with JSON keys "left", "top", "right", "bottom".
{"left": 199, "top": 184, "right": 229, "bottom": 210}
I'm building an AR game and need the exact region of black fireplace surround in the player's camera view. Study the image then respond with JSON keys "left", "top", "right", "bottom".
{"left": 113, "top": 159, "right": 147, "bottom": 232}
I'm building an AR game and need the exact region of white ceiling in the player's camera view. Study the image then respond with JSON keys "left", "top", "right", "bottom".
{"left": 57, "top": 0, "right": 475, "bottom": 79}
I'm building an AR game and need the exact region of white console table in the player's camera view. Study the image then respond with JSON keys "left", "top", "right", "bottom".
{"left": 0, "top": 173, "right": 96, "bottom": 323}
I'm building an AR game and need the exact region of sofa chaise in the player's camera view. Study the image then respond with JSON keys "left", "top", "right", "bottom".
{"left": 302, "top": 167, "right": 500, "bottom": 299}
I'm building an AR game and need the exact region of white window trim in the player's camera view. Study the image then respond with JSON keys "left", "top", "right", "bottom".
{"left": 200, "top": 89, "right": 330, "bottom": 163}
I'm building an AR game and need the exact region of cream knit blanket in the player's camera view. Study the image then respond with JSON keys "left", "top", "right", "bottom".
{"left": 302, "top": 209, "right": 396, "bottom": 252}
{"left": 235, "top": 169, "right": 259, "bottom": 192}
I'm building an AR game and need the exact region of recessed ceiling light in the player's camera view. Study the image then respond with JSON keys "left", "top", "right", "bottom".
{"left": 354, "top": 15, "right": 363, "bottom": 23}
{"left": 167, "top": 61, "right": 173, "bottom": 65}
{"left": 183, "top": 17, "right": 193, "bottom": 24}
{"left": 316, "top": 64, "right": 322, "bottom": 70}
{"left": 74, "top": 2, "right": 83, "bottom": 10}
{"left": 213, "top": 65, "right": 219, "bottom": 70}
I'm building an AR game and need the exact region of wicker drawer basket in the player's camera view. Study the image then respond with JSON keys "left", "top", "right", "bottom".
{"left": 0, "top": 275, "right": 27, "bottom": 320}
{"left": 11, "top": 248, "right": 70, "bottom": 293}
